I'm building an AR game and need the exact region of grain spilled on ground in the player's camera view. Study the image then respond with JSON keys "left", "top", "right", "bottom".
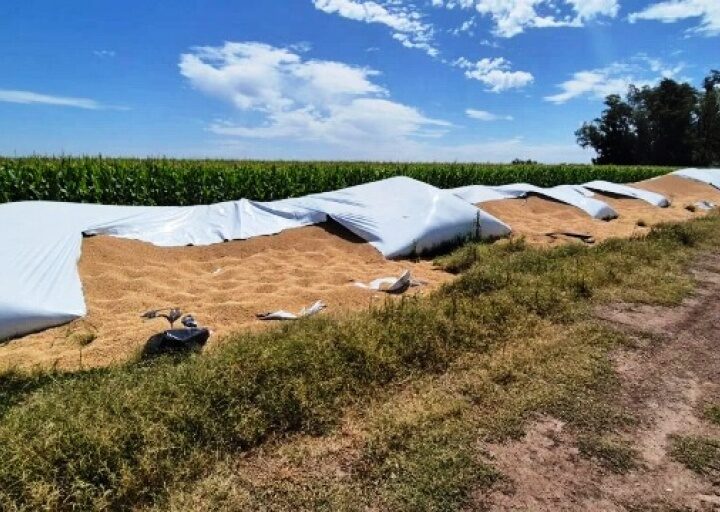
{"left": 3, "top": 175, "right": 719, "bottom": 371}
{"left": 480, "top": 175, "right": 720, "bottom": 246}
{"left": 0, "top": 222, "right": 451, "bottom": 371}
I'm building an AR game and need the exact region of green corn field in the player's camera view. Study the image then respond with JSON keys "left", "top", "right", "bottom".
{"left": 0, "top": 157, "right": 676, "bottom": 205}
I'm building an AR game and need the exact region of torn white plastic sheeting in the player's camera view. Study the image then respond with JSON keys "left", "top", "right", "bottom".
{"left": 85, "top": 199, "right": 325, "bottom": 246}
{"left": 449, "top": 185, "right": 517, "bottom": 204}
{"left": 691, "top": 200, "right": 717, "bottom": 211}
{"left": 0, "top": 177, "right": 510, "bottom": 341}
{"left": 581, "top": 181, "right": 670, "bottom": 208}
{"left": 354, "top": 270, "right": 424, "bottom": 294}
{"left": 450, "top": 183, "right": 618, "bottom": 220}
{"left": 0, "top": 200, "right": 320, "bottom": 341}
{"left": 256, "top": 300, "right": 327, "bottom": 321}
{"left": 672, "top": 168, "right": 720, "bottom": 190}
{"left": 493, "top": 183, "right": 618, "bottom": 220}
{"left": 289, "top": 177, "right": 511, "bottom": 258}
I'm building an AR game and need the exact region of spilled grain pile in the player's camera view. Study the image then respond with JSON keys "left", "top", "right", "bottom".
{"left": 0, "top": 222, "right": 450, "bottom": 371}
{"left": 1, "top": 176, "right": 719, "bottom": 371}
{"left": 480, "top": 176, "right": 720, "bottom": 246}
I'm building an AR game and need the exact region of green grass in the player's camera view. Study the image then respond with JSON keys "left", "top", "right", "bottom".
{"left": 577, "top": 435, "right": 639, "bottom": 473}
{"left": 360, "top": 396, "right": 499, "bottom": 511}
{"left": 155, "top": 322, "right": 625, "bottom": 512}
{"left": 704, "top": 403, "right": 720, "bottom": 426}
{"left": 0, "top": 157, "right": 675, "bottom": 205}
{"left": 669, "top": 436, "right": 720, "bottom": 476}
{"left": 669, "top": 402, "right": 720, "bottom": 478}
{"left": 1, "top": 215, "right": 718, "bottom": 511}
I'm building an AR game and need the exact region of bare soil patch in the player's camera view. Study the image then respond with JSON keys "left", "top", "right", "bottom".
{"left": 474, "top": 254, "right": 720, "bottom": 511}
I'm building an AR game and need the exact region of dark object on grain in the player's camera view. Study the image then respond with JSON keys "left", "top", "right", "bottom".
{"left": 545, "top": 231, "right": 596, "bottom": 244}
{"left": 181, "top": 314, "right": 198, "bottom": 328}
{"left": 142, "top": 328, "right": 210, "bottom": 358}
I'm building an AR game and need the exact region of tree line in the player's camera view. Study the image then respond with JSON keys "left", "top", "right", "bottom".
{"left": 576, "top": 71, "right": 720, "bottom": 166}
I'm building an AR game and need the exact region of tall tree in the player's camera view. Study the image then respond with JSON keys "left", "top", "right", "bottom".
{"left": 627, "top": 85, "right": 652, "bottom": 164}
{"left": 576, "top": 94, "right": 638, "bottom": 164}
{"left": 576, "top": 73, "right": 720, "bottom": 166}
{"left": 696, "top": 70, "right": 720, "bottom": 166}
{"left": 642, "top": 79, "right": 698, "bottom": 166}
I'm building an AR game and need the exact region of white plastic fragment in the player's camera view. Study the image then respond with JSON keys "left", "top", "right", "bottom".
{"left": 353, "top": 270, "right": 425, "bottom": 294}
{"left": 256, "top": 300, "right": 327, "bottom": 321}
{"left": 690, "top": 201, "right": 717, "bottom": 211}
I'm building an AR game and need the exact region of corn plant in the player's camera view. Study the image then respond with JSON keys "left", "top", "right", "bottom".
{"left": 0, "top": 157, "right": 675, "bottom": 206}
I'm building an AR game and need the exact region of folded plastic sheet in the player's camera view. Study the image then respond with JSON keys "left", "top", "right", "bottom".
{"left": 0, "top": 177, "right": 510, "bottom": 340}
{"left": 492, "top": 183, "right": 619, "bottom": 220}
{"left": 448, "top": 185, "right": 517, "bottom": 204}
{"left": 672, "top": 168, "right": 720, "bottom": 190}
{"left": 581, "top": 181, "right": 670, "bottom": 207}
{"left": 85, "top": 199, "right": 326, "bottom": 246}
{"left": 449, "top": 183, "right": 618, "bottom": 220}
{"left": 291, "top": 177, "right": 511, "bottom": 258}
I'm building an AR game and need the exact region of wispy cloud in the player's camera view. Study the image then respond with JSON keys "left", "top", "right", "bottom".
{"left": 453, "top": 57, "right": 534, "bottom": 92}
{"left": 0, "top": 89, "right": 103, "bottom": 109}
{"left": 312, "top": 0, "right": 438, "bottom": 56}
{"left": 432, "top": 0, "right": 619, "bottom": 38}
{"left": 180, "top": 42, "right": 448, "bottom": 148}
{"left": 628, "top": 0, "right": 720, "bottom": 36}
{"left": 466, "top": 109, "right": 513, "bottom": 121}
{"left": 93, "top": 49, "right": 116, "bottom": 58}
{"left": 545, "top": 55, "right": 686, "bottom": 104}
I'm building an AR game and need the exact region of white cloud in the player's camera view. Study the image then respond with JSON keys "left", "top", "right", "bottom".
{"left": 544, "top": 70, "right": 633, "bottom": 104}
{"left": 451, "top": 17, "right": 477, "bottom": 35}
{"left": 466, "top": 108, "right": 513, "bottom": 121}
{"left": 565, "top": 0, "right": 619, "bottom": 20}
{"left": 545, "top": 56, "right": 685, "bottom": 104}
{"left": 0, "top": 89, "right": 102, "bottom": 109}
{"left": 312, "top": 0, "right": 438, "bottom": 56}
{"left": 432, "top": 0, "right": 618, "bottom": 37}
{"left": 210, "top": 98, "right": 449, "bottom": 142}
{"left": 180, "top": 42, "right": 449, "bottom": 147}
{"left": 628, "top": 0, "right": 720, "bottom": 36}
{"left": 93, "top": 50, "right": 116, "bottom": 58}
{"left": 473, "top": 0, "right": 577, "bottom": 37}
{"left": 454, "top": 57, "right": 534, "bottom": 92}
{"left": 180, "top": 42, "right": 384, "bottom": 111}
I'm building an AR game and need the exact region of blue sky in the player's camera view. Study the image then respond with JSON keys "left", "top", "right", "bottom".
{"left": 1, "top": 0, "right": 717, "bottom": 162}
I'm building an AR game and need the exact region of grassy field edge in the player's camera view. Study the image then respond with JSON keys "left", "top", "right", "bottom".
{"left": 1, "top": 215, "right": 718, "bottom": 511}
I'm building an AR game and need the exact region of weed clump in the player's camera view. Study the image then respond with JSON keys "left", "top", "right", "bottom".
{"left": 670, "top": 435, "right": 720, "bottom": 476}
